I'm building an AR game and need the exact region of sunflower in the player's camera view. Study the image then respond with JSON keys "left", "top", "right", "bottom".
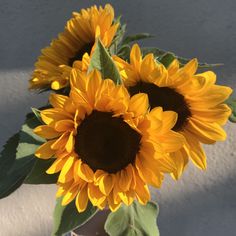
{"left": 113, "top": 44, "right": 232, "bottom": 179}
{"left": 34, "top": 69, "right": 184, "bottom": 212}
{"left": 29, "top": 4, "right": 119, "bottom": 90}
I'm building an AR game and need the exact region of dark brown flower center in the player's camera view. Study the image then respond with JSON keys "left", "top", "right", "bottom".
{"left": 68, "top": 42, "right": 94, "bottom": 66}
{"left": 129, "top": 81, "right": 191, "bottom": 131}
{"left": 75, "top": 110, "right": 141, "bottom": 173}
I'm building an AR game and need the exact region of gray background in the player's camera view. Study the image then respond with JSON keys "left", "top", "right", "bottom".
{"left": 0, "top": 0, "right": 236, "bottom": 235}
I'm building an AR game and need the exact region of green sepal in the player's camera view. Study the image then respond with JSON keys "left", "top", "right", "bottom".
{"left": 0, "top": 113, "right": 43, "bottom": 198}
{"left": 141, "top": 47, "right": 223, "bottom": 68}
{"left": 141, "top": 47, "right": 166, "bottom": 59}
{"left": 122, "top": 33, "right": 153, "bottom": 45}
{"left": 88, "top": 38, "right": 122, "bottom": 84}
{"left": 177, "top": 57, "right": 223, "bottom": 68}
{"left": 115, "top": 33, "right": 153, "bottom": 61}
{"left": 38, "top": 86, "right": 52, "bottom": 94}
{"left": 158, "top": 52, "right": 176, "bottom": 68}
{"left": 104, "top": 201, "right": 160, "bottom": 236}
{"left": 109, "top": 19, "right": 127, "bottom": 55}
{"left": 24, "top": 158, "right": 59, "bottom": 184}
{"left": 31, "top": 107, "right": 43, "bottom": 124}
{"left": 52, "top": 198, "right": 98, "bottom": 236}
{"left": 117, "top": 44, "right": 131, "bottom": 61}
{"left": 226, "top": 97, "right": 236, "bottom": 122}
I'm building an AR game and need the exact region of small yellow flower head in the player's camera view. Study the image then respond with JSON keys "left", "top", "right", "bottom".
{"left": 29, "top": 4, "right": 119, "bottom": 90}
{"left": 34, "top": 69, "right": 184, "bottom": 212}
{"left": 114, "top": 44, "right": 232, "bottom": 179}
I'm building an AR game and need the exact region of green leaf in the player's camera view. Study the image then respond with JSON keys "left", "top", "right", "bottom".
{"left": 141, "top": 47, "right": 223, "bottom": 68}
{"left": 0, "top": 133, "right": 20, "bottom": 181}
{"left": 123, "top": 33, "right": 154, "bottom": 45}
{"left": 88, "top": 38, "right": 121, "bottom": 84}
{"left": 105, "top": 201, "right": 160, "bottom": 236}
{"left": 52, "top": 198, "right": 98, "bottom": 236}
{"left": 114, "top": 23, "right": 127, "bottom": 45}
{"left": 0, "top": 156, "right": 36, "bottom": 199}
{"left": 24, "top": 158, "right": 59, "bottom": 184}
{"left": 109, "top": 21, "right": 127, "bottom": 55}
{"left": 226, "top": 97, "right": 236, "bottom": 122}
{"left": 117, "top": 44, "right": 131, "bottom": 61}
{"left": 38, "top": 86, "right": 51, "bottom": 94}
{"left": 141, "top": 47, "right": 166, "bottom": 58}
{"left": 158, "top": 52, "right": 176, "bottom": 68}
{"left": 0, "top": 114, "right": 43, "bottom": 198}
{"left": 177, "top": 57, "right": 223, "bottom": 68}
{"left": 116, "top": 33, "right": 153, "bottom": 60}
{"left": 31, "top": 107, "right": 43, "bottom": 123}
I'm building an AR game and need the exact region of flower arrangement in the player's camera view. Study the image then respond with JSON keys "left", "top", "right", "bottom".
{"left": 0, "top": 4, "right": 235, "bottom": 236}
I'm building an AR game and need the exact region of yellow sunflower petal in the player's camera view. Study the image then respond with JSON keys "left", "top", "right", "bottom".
{"left": 169, "top": 148, "right": 189, "bottom": 180}
{"left": 118, "top": 164, "right": 133, "bottom": 192}
{"left": 184, "top": 131, "right": 207, "bottom": 170}
{"left": 135, "top": 156, "right": 163, "bottom": 188}
{"left": 87, "top": 69, "right": 102, "bottom": 105}
{"left": 118, "top": 191, "right": 135, "bottom": 206}
{"left": 187, "top": 118, "right": 226, "bottom": 143}
{"left": 167, "top": 59, "right": 179, "bottom": 75}
{"left": 88, "top": 184, "right": 106, "bottom": 206}
{"left": 51, "top": 132, "right": 70, "bottom": 150}
{"left": 135, "top": 175, "right": 150, "bottom": 205}
{"left": 158, "top": 130, "right": 185, "bottom": 153}
{"left": 156, "top": 155, "right": 177, "bottom": 173}
{"left": 98, "top": 174, "right": 115, "bottom": 196}
{"left": 70, "top": 69, "right": 87, "bottom": 92}
{"left": 35, "top": 140, "right": 56, "bottom": 159}
{"left": 49, "top": 94, "right": 68, "bottom": 108}
{"left": 190, "top": 71, "right": 216, "bottom": 94}
{"left": 74, "top": 160, "right": 94, "bottom": 182}
{"left": 75, "top": 186, "right": 89, "bottom": 212}
{"left": 58, "top": 155, "right": 76, "bottom": 183}
{"left": 148, "top": 107, "right": 163, "bottom": 120}
{"left": 51, "top": 79, "right": 68, "bottom": 90}
{"left": 107, "top": 195, "right": 121, "bottom": 212}
{"left": 56, "top": 181, "right": 73, "bottom": 198}
{"left": 46, "top": 157, "right": 68, "bottom": 174}
{"left": 41, "top": 109, "right": 73, "bottom": 125}
{"left": 160, "top": 111, "right": 178, "bottom": 133}
{"left": 191, "top": 104, "right": 231, "bottom": 125}
{"left": 34, "top": 125, "right": 60, "bottom": 139}
{"left": 188, "top": 85, "right": 232, "bottom": 108}
{"left": 56, "top": 186, "right": 66, "bottom": 198}
{"left": 128, "top": 93, "right": 149, "bottom": 116}
{"left": 140, "top": 54, "right": 155, "bottom": 80}
{"left": 54, "top": 120, "right": 75, "bottom": 132}
{"left": 130, "top": 44, "right": 142, "bottom": 69}
{"left": 182, "top": 58, "right": 198, "bottom": 77}
{"left": 65, "top": 131, "right": 75, "bottom": 153}
{"left": 62, "top": 183, "right": 79, "bottom": 206}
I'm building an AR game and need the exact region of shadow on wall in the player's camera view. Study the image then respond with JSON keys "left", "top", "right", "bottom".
{"left": 158, "top": 174, "right": 236, "bottom": 236}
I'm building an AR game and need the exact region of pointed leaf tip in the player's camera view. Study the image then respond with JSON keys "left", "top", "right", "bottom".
{"left": 88, "top": 38, "right": 121, "bottom": 85}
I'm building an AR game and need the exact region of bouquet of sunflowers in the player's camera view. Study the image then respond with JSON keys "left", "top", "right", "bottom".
{"left": 0, "top": 4, "right": 235, "bottom": 236}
